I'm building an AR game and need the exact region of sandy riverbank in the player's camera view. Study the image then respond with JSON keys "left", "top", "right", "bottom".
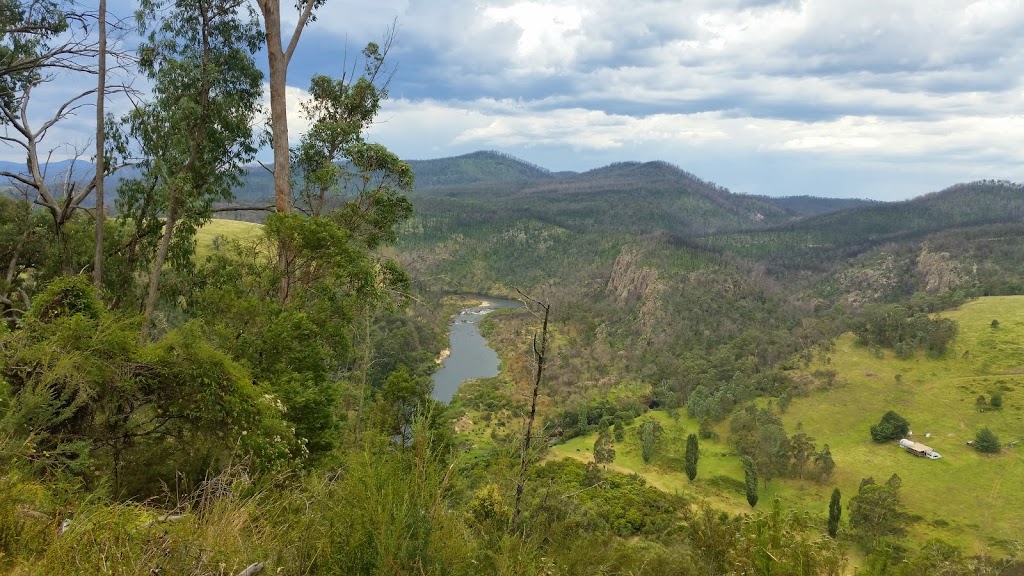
{"left": 436, "top": 347, "right": 451, "bottom": 364}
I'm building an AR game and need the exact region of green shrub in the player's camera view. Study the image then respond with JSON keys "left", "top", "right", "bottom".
{"left": 974, "top": 428, "right": 1001, "bottom": 454}
{"left": 870, "top": 411, "right": 909, "bottom": 443}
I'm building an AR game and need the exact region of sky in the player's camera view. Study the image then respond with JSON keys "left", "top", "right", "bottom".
{"left": 6, "top": 0, "right": 1024, "bottom": 200}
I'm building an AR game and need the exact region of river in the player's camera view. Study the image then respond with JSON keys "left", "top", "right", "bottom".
{"left": 431, "top": 297, "right": 523, "bottom": 403}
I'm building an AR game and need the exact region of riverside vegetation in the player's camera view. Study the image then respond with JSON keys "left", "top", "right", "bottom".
{"left": 3, "top": 1, "right": 1024, "bottom": 574}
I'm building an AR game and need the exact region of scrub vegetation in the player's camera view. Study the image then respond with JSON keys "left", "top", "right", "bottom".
{"left": 2, "top": 0, "right": 1024, "bottom": 573}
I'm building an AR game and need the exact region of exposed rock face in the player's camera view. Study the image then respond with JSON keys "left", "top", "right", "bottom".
{"left": 842, "top": 253, "right": 900, "bottom": 306}
{"left": 607, "top": 248, "right": 662, "bottom": 332}
{"left": 915, "top": 246, "right": 967, "bottom": 294}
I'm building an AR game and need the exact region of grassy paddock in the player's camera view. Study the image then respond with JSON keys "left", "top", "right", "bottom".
{"left": 194, "top": 219, "right": 263, "bottom": 260}
{"left": 545, "top": 296, "right": 1024, "bottom": 555}
{"left": 780, "top": 296, "right": 1024, "bottom": 554}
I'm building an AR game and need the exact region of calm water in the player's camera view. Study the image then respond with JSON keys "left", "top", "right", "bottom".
{"left": 432, "top": 297, "right": 523, "bottom": 403}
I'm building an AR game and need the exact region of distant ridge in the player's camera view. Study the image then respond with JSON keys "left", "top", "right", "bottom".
{"left": 407, "top": 150, "right": 556, "bottom": 189}
{"left": 2, "top": 150, "right": 935, "bottom": 223}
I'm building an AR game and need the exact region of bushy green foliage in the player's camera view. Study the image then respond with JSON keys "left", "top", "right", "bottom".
{"left": 854, "top": 304, "right": 958, "bottom": 358}
{"left": 530, "top": 459, "right": 683, "bottom": 537}
{"left": 990, "top": 392, "right": 1003, "bottom": 408}
{"left": 849, "top": 474, "right": 907, "bottom": 549}
{"left": 1, "top": 279, "right": 293, "bottom": 497}
{"left": 28, "top": 275, "right": 102, "bottom": 322}
{"left": 870, "top": 411, "right": 910, "bottom": 443}
{"left": 593, "top": 425, "right": 616, "bottom": 465}
{"left": 814, "top": 444, "right": 836, "bottom": 481}
{"left": 636, "top": 417, "right": 663, "bottom": 464}
{"left": 974, "top": 428, "right": 1001, "bottom": 454}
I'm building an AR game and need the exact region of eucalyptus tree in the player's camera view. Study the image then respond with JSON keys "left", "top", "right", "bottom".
{"left": 254, "top": 0, "right": 323, "bottom": 214}
{"left": 116, "top": 0, "right": 263, "bottom": 336}
{"left": 281, "top": 39, "right": 412, "bottom": 445}
{"left": 0, "top": 0, "right": 72, "bottom": 109}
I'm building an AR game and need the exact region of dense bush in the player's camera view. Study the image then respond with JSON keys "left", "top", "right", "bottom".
{"left": 853, "top": 303, "right": 958, "bottom": 358}
{"left": 974, "top": 428, "right": 1001, "bottom": 454}
{"left": 870, "top": 411, "right": 910, "bottom": 443}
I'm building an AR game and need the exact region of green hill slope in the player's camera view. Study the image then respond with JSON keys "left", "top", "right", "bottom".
{"left": 779, "top": 296, "right": 1023, "bottom": 553}
{"left": 546, "top": 296, "right": 1023, "bottom": 555}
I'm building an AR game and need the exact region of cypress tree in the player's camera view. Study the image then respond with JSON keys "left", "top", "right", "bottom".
{"left": 743, "top": 456, "right": 759, "bottom": 508}
{"left": 828, "top": 487, "right": 842, "bottom": 538}
{"left": 685, "top": 433, "right": 699, "bottom": 481}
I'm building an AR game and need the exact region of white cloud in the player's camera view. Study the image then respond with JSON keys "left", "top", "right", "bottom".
{"left": 5, "top": 0, "right": 1024, "bottom": 200}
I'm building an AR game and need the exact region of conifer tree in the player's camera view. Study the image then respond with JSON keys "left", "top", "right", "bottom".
{"left": 828, "top": 487, "right": 842, "bottom": 538}
{"left": 684, "top": 433, "right": 699, "bottom": 481}
{"left": 743, "top": 456, "right": 759, "bottom": 508}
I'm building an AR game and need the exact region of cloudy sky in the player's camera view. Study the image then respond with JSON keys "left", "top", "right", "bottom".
{"left": 8, "top": 0, "right": 1024, "bottom": 199}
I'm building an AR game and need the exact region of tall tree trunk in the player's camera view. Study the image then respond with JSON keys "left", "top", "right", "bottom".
{"left": 512, "top": 295, "right": 550, "bottom": 528}
{"left": 256, "top": 0, "right": 316, "bottom": 304}
{"left": 263, "top": 9, "right": 290, "bottom": 215}
{"left": 142, "top": 191, "right": 179, "bottom": 340}
{"left": 92, "top": 0, "right": 107, "bottom": 289}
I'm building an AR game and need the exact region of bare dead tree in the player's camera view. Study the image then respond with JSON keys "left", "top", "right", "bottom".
{"left": 91, "top": 0, "right": 107, "bottom": 288}
{"left": 512, "top": 288, "right": 550, "bottom": 528}
{"left": 0, "top": 4, "right": 136, "bottom": 273}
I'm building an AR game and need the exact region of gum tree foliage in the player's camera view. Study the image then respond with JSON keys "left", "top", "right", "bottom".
{"left": 186, "top": 41, "right": 414, "bottom": 458}
{"left": 636, "top": 417, "right": 663, "bottom": 463}
{"left": 594, "top": 425, "right": 616, "bottom": 466}
{"left": 0, "top": 0, "right": 68, "bottom": 110}
{"left": 853, "top": 304, "right": 958, "bottom": 358}
{"left": 848, "top": 474, "right": 906, "bottom": 549}
{"left": 870, "top": 411, "right": 910, "bottom": 443}
{"left": 372, "top": 364, "right": 433, "bottom": 446}
{"left": 814, "top": 444, "right": 836, "bottom": 481}
{"left": 282, "top": 39, "right": 413, "bottom": 302}
{"left": 790, "top": 432, "right": 815, "bottom": 481}
{"left": 116, "top": 0, "right": 263, "bottom": 335}
{"left": 731, "top": 405, "right": 790, "bottom": 488}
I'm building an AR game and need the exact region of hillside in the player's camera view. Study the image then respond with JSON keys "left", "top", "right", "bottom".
{"left": 408, "top": 150, "right": 556, "bottom": 189}
{"left": 3, "top": 151, "right": 878, "bottom": 222}
{"left": 542, "top": 297, "right": 1024, "bottom": 554}
{"left": 705, "top": 180, "right": 1024, "bottom": 275}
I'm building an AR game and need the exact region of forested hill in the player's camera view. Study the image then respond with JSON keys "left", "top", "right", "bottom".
{"left": 784, "top": 180, "right": 1024, "bottom": 240}
{"left": 703, "top": 180, "right": 1024, "bottom": 280}
{"left": 402, "top": 152, "right": 875, "bottom": 225}
{"left": 759, "top": 194, "right": 882, "bottom": 216}
{"left": 3, "top": 151, "right": 876, "bottom": 223}
{"left": 407, "top": 150, "right": 556, "bottom": 188}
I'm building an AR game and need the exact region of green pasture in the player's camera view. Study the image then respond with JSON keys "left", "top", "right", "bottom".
{"left": 780, "top": 296, "right": 1023, "bottom": 554}
{"left": 545, "top": 296, "right": 1024, "bottom": 555}
{"left": 194, "top": 218, "right": 263, "bottom": 259}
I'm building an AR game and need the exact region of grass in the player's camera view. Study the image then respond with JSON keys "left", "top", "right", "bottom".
{"left": 779, "top": 296, "right": 1024, "bottom": 554}
{"left": 194, "top": 219, "right": 263, "bottom": 260}
{"left": 548, "top": 412, "right": 754, "bottom": 515}
{"left": 544, "top": 296, "right": 1024, "bottom": 556}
